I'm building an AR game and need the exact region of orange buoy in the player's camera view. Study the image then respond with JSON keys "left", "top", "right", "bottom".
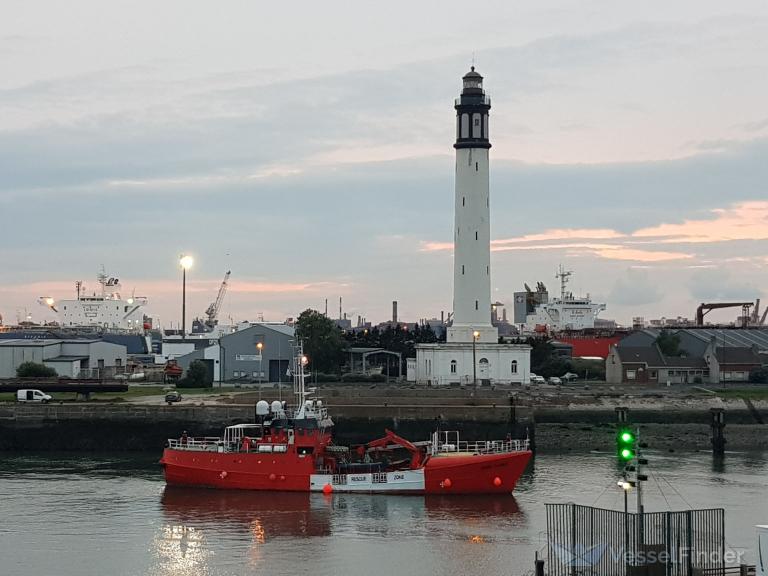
{"left": 269, "top": 473, "right": 276, "bottom": 481}
{"left": 322, "top": 483, "right": 333, "bottom": 494}
{"left": 493, "top": 476, "right": 502, "bottom": 487}
{"left": 443, "top": 478, "right": 452, "bottom": 488}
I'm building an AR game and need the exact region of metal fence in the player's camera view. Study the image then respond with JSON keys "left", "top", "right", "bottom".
{"left": 546, "top": 504, "right": 725, "bottom": 576}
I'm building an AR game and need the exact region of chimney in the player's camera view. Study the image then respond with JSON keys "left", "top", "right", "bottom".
{"left": 441, "top": 310, "right": 445, "bottom": 323}
{"left": 339, "top": 297, "right": 342, "bottom": 320}
{"left": 392, "top": 301, "right": 398, "bottom": 324}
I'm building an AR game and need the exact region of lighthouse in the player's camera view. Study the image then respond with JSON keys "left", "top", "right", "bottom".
{"left": 447, "top": 66, "right": 497, "bottom": 344}
{"left": 413, "top": 68, "right": 530, "bottom": 386}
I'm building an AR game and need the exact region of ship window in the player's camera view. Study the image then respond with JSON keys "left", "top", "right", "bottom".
{"left": 462, "top": 265, "right": 465, "bottom": 275}
{"left": 511, "top": 360, "right": 518, "bottom": 374}
{"left": 475, "top": 231, "right": 478, "bottom": 240}
{"left": 298, "top": 446, "right": 314, "bottom": 455}
{"left": 486, "top": 265, "right": 489, "bottom": 275}
{"left": 475, "top": 300, "right": 479, "bottom": 310}
{"left": 462, "top": 196, "right": 465, "bottom": 206}
{"left": 450, "top": 360, "right": 457, "bottom": 374}
{"left": 479, "top": 358, "right": 489, "bottom": 365}
{"left": 475, "top": 162, "right": 478, "bottom": 171}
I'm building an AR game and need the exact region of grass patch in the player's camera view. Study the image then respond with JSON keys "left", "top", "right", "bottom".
{"left": 715, "top": 387, "right": 768, "bottom": 400}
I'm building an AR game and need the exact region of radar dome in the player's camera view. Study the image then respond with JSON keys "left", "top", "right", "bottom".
{"left": 271, "top": 400, "right": 283, "bottom": 413}
{"left": 256, "top": 400, "right": 270, "bottom": 416}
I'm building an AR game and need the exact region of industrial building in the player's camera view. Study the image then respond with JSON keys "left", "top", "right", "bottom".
{"left": 174, "top": 323, "right": 296, "bottom": 384}
{"left": 606, "top": 328, "right": 768, "bottom": 384}
{"left": 0, "top": 339, "right": 128, "bottom": 378}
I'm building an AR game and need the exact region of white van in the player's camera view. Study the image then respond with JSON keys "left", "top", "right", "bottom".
{"left": 16, "top": 389, "right": 53, "bottom": 403}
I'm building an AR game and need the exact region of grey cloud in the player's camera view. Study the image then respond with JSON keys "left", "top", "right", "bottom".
{"left": 607, "top": 268, "right": 664, "bottom": 306}
{"left": 687, "top": 269, "right": 764, "bottom": 301}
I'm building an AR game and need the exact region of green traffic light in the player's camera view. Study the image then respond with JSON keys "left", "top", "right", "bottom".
{"left": 620, "top": 431, "right": 634, "bottom": 443}
{"left": 620, "top": 448, "right": 634, "bottom": 460}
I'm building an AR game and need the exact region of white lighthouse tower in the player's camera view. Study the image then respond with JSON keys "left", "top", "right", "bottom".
{"left": 448, "top": 66, "right": 497, "bottom": 345}
{"left": 414, "top": 68, "right": 530, "bottom": 386}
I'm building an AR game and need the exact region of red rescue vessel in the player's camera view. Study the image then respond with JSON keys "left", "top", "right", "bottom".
{"left": 160, "top": 348, "right": 532, "bottom": 495}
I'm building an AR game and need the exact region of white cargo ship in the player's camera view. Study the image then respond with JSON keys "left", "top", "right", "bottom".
{"left": 39, "top": 269, "right": 148, "bottom": 333}
{"left": 519, "top": 266, "right": 606, "bottom": 332}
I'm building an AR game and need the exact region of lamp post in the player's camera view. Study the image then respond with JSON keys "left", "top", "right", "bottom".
{"left": 257, "top": 341, "right": 264, "bottom": 399}
{"left": 179, "top": 255, "right": 194, "bottom": 338}
{"left": 472, "top": 330, "right": 480, "bottom": 386}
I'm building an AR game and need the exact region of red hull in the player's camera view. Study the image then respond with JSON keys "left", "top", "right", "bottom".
{"left": 161, "top": 448, "right": 314, "bottom": 491}
{"left": 161, "top": 448, "right": 532, "bottom": 494}
{"left": 424, "top": 451, "right": 532, "bottom": 494}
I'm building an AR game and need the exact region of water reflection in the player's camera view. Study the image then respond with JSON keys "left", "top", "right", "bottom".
{"left": 151, "top": 524, "right": 213, "bottom": 576}
{"left": 160, "top": 486, "right": 332, "bottom": 538}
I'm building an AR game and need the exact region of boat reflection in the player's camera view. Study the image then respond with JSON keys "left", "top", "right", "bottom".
{"left": 424, "top": 494, "right": 521, "bottom": 518}
{"left": 160, "top": 486, "right": 332, "bottom": 538}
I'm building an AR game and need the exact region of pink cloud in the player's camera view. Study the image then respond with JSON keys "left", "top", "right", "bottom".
{"left": 493, "top": 228, "right": 625, "bottom": 245}
{"left": 420, "top": 200, "right": 765, "bottom": 262}
{"left": 633, "top": 201, "right": 768, "bottom": 243}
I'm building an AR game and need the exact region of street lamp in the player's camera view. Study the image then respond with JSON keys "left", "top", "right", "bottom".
{"left": 179, "top": 254, "right": 194, "bottom": 337}
{"left": 472, "top": 330, "right": 480, "bottom": 386}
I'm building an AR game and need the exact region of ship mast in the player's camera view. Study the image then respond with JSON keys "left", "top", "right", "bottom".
{"left": 292, "top": 344, "right": 311, "bottom": 418}
{"left": 556, "top": 264, "right": 573, "bottom": 300}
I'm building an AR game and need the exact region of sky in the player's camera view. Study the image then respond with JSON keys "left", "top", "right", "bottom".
{"left": 1, "top": 0, "right": 767, "bottom": 328}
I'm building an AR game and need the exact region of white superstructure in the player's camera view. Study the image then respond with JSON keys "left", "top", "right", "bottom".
{"left": 40, "top": 270, "right": 148, "bottom": 332}
{"left": 524, "top": 266, "right": 606, "bottom": 332}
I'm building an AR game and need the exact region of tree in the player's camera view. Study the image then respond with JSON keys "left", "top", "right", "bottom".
{"left": 178, "top": 360, "right": 212, "bottom": 388}
{"left": 16, "top": 362, "right": 57, "bottom": 378}
{"left": 295, "top": 309, "right": 346, "bottom": 374}
{"left": 656, "top": 330, "right": 683, "bottom": 357}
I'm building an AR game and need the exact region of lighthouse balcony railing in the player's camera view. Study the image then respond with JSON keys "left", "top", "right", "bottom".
{"left": 455, "top": 96, "right": 491, "bottom": 106}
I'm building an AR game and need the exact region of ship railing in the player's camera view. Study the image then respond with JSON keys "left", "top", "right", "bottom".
{"left": 432, "top": 431, "right": 530, "bottom": 455}
{"left": 167, "top": 437, "right": 224, "bottom": 452}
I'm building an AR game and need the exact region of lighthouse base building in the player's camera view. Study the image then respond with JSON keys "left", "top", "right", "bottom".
{"left": 414, "top": 67, "right": 530, "bottom": 386}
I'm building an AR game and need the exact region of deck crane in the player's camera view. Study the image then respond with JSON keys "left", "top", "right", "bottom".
{"left": 204, "top": 270, "right": 231, "bottom": 331}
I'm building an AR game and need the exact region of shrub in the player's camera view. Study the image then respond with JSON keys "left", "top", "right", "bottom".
{"left": 177, "top": 360, "right": 212, "bottom": 388}
{"left": 749, "top": 368, "right": 768, "bottom": 384}
{"left": 16, "top": 362, "right": 57, "bottom": 378}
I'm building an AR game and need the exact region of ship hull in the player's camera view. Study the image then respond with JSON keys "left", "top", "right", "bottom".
{"left": 161, "top": 448, "right": 532, "bottom": 495}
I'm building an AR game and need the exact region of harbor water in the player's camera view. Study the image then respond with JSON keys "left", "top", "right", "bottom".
{"left": 0, "top": 450, "right": 766, "bottom": 576}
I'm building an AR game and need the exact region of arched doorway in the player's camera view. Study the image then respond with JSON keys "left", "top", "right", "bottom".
{"left": 478, "top": 358, "right": 490, "bottom": 379}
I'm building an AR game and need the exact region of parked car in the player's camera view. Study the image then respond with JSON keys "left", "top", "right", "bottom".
{"left": 530, "top": 375, "right": 546, "bottom": 384}
{"left": 549, "top": 377, "right": 562, "bottom": 385}
{"left": 17, "top": 389, "right": 53, "bottom": 403}
{"left": 562, "top": 372, "right": 579, "bottom": 381}
{"left": 165, "top": 391, "right": 182, "bottom": 405}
